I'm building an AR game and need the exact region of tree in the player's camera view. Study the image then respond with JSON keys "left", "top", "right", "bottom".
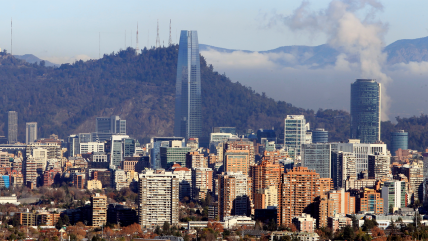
{"left": 162, "top": 221, "right": 170, "bottom": 235}
{"left": 342, "top": 225, "right": 355, "bottom": 240}
{"left": 362, "top": 219, "right": 378, "bottom": 231}
{"left": 389, "top": 204, "right": 394, "bottom": 214}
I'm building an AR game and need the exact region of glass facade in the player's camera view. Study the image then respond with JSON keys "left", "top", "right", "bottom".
{"left": 350, "top": 79, "right": 381, "bottom": 144}
{"left": 174, "top": 30, "right": 202, "bottom": 139}
{"left": 301, "top": 143, "right": 331, "bottom": 178}
{"left": 284, "top": 115, "right": 307, "bottom": 158}
{"left": 390, "top": 130, "right": 408, "bottom": 155}
{"left": 312, "top": 128, "right": 328, "bottom": 143}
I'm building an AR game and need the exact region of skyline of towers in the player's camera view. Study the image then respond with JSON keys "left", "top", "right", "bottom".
{"left": 7, "top": 111, "right": 17, "bottom": 144}
{"left": 350, "top": 79, "right": 381, "bottom": 144}
{"left": 25, "top": 122, "right": 37, "bottom": 144}
{"left": 174, "top": 30, "right": 202, "bottom": 139}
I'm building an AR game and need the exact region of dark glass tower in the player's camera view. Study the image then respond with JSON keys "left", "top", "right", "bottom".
{"left": 350, "top": 79, "right": 381, "bottom": 143}
{"left": 390, "top": 130, "right": 408, "bottom": 155}
{"left": 174, "top": 30, "right": 201, "bottom": 139}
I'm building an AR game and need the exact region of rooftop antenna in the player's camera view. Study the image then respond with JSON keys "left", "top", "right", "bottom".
{"left": 169, "top": 19, "right": 172, "bottom": 46}
{"left": 125, "top": 30, "right": 126, "bottom": 49}
{"left": 156, "top": 19, "right": 160, "bottom": 48}
{"left": 148, "top": 30, "right": 149, "bottom": 49}
{"left": 11, "top": 18, "right": 12, "bottom": 55}
{"left": 136, "top": 22, "right": 139, "bottom": 54}
{"left": 99, "top": 32, "right": 100, "bottom": 59}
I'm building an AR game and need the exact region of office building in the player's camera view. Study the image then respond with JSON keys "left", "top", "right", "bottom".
{"left": 381, "top": 180, "right": 406, "bottom": 214}
{"left": 94, "top": 116, "right": 126, "bottom": 142}
{"left": 213, "top": 127, "right": 236, "bottom": 135}
{"left": 25, "top": 122, "right": 37, "bottom": 144}
{"left": 312, "top": 128, "right": 328, "bottom": 143}
{"left": 8, "top": 111, "right": 18, "bottom": 144}
{"left": 174, "top": 30, "right": 202, "bottom": 139}
{"left": 331, "top": 151, "right": 357, "bottom": 189}
{"left": 390, "top": 130, "right": 408, "bottom": 156}
{"left": 350, "top": 79, "right": 381, "bottom": 144}
{"left": 91, "top": 193, "right": 107, "bottom": 227}
{"left": 301, "top": 143, "right": 332, "bottom": 179}
{"left": 337, "top": 139, "right": 387, "bottom": 173}
{"left": 356, "top": 188, "right": 383, "bottom": 214}
{"left": 150, "top": 137, "right": 186, "bottom": 169}
{"left": 78, "top": 133, "right": 93, "bottom": 143}
{"left": 138, "top": 169, "right": 179, "bottom": 228}
{"left": 68, "top": 135, "right": 80, "bottom": 157}
{"left": 160, "top": 141, "right": 191, "bottom": 169}
{"left": 218, "top": 172, "right": 250, "bottom": 221}
{"left": 110, "top": 135, "right": 129, "bottom": 168}
{"left": 123, "top": 138, "right": 136, "bottom": 157}
{"left": 80, "top": 142, "right": 104, "bottom": 154}
{"left": 277, "top": 167, "right": 331, "bottom": 226}
{"left": 284, "top": 115, "right": 309, "bottom": 158}
{"left": 256, "top": 129, "right": 276, "bottom": 143}
{"left": 368, "top": 153, "right": 390, "bottom": 180}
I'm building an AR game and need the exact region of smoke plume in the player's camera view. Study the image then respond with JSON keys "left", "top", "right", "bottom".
{"left": 269, "top": 0, "right": 392, "bottom": 120}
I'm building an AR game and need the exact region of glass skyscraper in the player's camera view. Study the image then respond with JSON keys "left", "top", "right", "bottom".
{"left": 350, "top": 79, "right": 381, "bottom": 144}
{"left": 174, "top": 30, "right": 202, "bottom": 139}
{"left": 390, "top": 130, "right": 408, "bottom": 155}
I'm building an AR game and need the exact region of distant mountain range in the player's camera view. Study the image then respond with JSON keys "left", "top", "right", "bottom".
{"left": 200, "top": 35, "right": 428, "bottom": 66}
{"left": 14, "top": 54, "right": 58, "bottom": 67}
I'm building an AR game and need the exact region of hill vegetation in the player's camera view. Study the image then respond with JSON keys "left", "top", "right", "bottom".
{"left": 0, "top": 47, "right": 426, "bottom": 151}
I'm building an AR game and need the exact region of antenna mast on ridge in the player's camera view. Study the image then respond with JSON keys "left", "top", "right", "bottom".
{"left": 156, "top": 19, "right": 160, "bottom": 48}
{"left": 11, "top": 18, "right": 12, "bottom": 55}
{"left": 136, "top": 22, "right": 139, "bottom": 54}
{"left": 169, "top": 19, "right": 172, "bottom": 46}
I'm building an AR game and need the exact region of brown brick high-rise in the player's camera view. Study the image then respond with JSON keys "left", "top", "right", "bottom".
{"left": 277, "top": 167, "right": 331, "bottom": 227}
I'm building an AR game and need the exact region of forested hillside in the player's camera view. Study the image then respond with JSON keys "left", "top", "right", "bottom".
{"left": 0, "top": 47, "right": 425, "bottom": 151}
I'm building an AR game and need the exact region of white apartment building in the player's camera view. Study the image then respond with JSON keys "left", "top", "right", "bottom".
{"left": 138, "top": 169, "right": 179, "bottom": 228}
{"left": 80, "top": 142, "right": 105, "bottom": 154}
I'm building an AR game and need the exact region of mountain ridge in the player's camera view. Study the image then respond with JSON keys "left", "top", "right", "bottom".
{"left": 200, "top": 35, "right": 428, "bottom": 66}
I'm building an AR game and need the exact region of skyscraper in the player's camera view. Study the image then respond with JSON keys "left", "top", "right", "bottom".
{"left": 390, "top": 130, "right": 408, "bottom": 155}
{"left": 94, "top": 115, "right": 126, "bottom": 142}
{"left": 8, "top": 111, "right": 18, "bottom": 144}
{"left": 350, "top": 79, "right": 381, "bottom": 144}
{"left": 284, "top": 115, "right": 309, "bottom": 158}
{"left": 174, "top": 30, "right": 202, "bottom": 139}
{"left": 25, "top": 122, "right": 37, "bottom": 144}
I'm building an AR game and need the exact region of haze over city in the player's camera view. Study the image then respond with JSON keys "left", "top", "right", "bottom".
{"left": 0, "top": 1, "right": 427, "bottom": 240}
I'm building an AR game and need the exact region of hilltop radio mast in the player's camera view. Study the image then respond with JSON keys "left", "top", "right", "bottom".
{"left": 169, "top": 19, "right": 172, "bottom": 46}
{"left": 11, "top": 18, "right": 12, "bottom": 55}
{"left": 156, "top": 19, "right": 160, "bottom": 48}
{"left": 136, "top": 23, "right": 139, "bottom": 54}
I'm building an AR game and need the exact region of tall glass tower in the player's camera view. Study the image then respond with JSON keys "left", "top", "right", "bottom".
{"left": 174, "top": 30, "right": 202, "bottom": 139}
{"left": 350, "top": 79, "right": 381, "bottom": 144}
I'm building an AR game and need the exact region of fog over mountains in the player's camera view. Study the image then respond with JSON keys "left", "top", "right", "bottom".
{"left": 200, "top": 36, "right": 428, "bottom": 121}
{"left": 16, "top": 36, "right": 428, "bottom": 121}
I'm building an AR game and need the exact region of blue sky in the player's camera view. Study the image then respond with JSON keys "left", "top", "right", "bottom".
{"left": 0, "top": 0, "right": 426, "bottom": 63}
